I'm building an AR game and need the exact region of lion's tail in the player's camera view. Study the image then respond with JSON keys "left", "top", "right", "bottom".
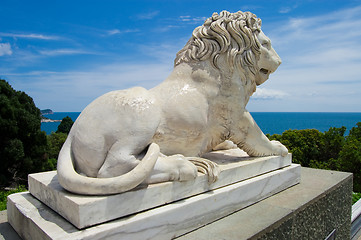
{"left": 57, "top": 138, "right": 159, "bottom": 195}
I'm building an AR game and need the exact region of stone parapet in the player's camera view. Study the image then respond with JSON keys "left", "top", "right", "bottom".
{"left": 178, "top": 167, "right": 352, "bottom": 240}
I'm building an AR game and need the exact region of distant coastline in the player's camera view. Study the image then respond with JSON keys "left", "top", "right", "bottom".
{"left": 41, "top": 112, "right": 80, "bottom": 134}
{"left": 40, "top": 109, "right": 62, "bottom": 123}
{"left": 40, "top": 109, "right": 54, "bottom": 115}
{"left": 41, "top": 118, "right": 61, "bottom": 123}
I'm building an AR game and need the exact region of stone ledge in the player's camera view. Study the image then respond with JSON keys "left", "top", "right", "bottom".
{"left": 7, "top": 164, "right": 300, "bottom": 240}
{"left": 28, "top": 150, "right": 292, "bottom": 229}
{"left": 3, "top": 167, "right": 351, "bottom": 240}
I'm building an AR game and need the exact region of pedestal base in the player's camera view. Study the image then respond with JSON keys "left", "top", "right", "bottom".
{"left": 28, "top": 150, "right": 292, "bottom": 229}
{"left": 8, "top": 164, "right": 300, "bottom": 240}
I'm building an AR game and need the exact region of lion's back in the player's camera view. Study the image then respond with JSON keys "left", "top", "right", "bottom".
{"left": 70, "top": 87, "right": 161, "bottom": 145}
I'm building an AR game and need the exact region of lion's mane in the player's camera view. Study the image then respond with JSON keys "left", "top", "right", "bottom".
{"left": 175, "top": 10, "right": 262, "bottom": 88}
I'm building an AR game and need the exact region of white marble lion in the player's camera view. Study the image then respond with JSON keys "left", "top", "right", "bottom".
{"left": 57, "top": 10, "right": 288, "bottom": 195}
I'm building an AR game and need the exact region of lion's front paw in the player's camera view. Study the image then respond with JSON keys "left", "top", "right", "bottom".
{"left": 168, "top": 155, "right": 198, "bottom": 181}
{"left": 270, "top": 140, "right": 288, "bottom": 157}
{"left": 178, "top": 160, "right": 198, "bottom": 181}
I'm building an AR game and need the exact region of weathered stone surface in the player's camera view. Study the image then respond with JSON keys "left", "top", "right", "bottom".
{"left": 178, "top": 168, "right": 352, "bottom": 240}
{"left": 29, "top": 150, "right": 292, "bottom": 229}
{"left": 8, "top": 165, "right": 300, "bottom": 240}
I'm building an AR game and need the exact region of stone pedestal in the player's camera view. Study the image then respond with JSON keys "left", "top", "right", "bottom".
{"left": 3, "top": 167, "right": 352, "bottom": 240}
{"left": 28, "top": 149, "right": 293, "bottom": 229}
{"left": 7, "top": 150, "right": 302, "bottom": 240}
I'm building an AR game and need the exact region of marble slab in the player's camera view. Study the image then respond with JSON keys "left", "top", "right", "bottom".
{"left": 28, "top": 150, "right": 292, "bottom": 229}
{"left": 8, "top": 164, "right": 301, "bottom": 240}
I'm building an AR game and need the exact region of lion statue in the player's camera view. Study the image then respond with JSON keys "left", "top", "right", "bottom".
{"left": 57, "top": 10, "right": 288, "bottom": 195}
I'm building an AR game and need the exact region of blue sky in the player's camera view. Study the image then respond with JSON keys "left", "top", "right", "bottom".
{"left": 1, "top": 0, "right": 361, "bottom": 112}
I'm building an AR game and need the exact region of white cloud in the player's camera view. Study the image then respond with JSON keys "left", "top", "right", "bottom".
{"left": 0, "top": 43, "right": 12, "bottom": 56}
{"left": 278, "top": 4, "right": 298, "bottom": 14}
{"left": 107, "top": 29, "right": 121, "bottom": 35}
{"left": 0, "top": 32, "right": 60, "bottom": 40}
{"left": 240, "top": 5, "right": 262, "bottom": 11}
{"left": 279, "top": 7, "right": 292, "bottom": 14}
{"left": 180, "top": 16, "right": 191, "bottom": 21}
{"left": 269, "top": 6, "right": 361, "bottom": 48}
{"left": 38, "top": 49, "right": 97, "bottom": 56}
{"left": 153, "top": 25, "right": 180, "bottom": 33}
{"left": 179, "top": 15, "right": 206, "bottom": 24}
{"left": 252, "top": 88, "right": 288, "bottom": 100}
{"left": 106, "top": 29, "right": 139, "bottom": 36}
{"left": 136, "top": 11, "right": 160, "bottom": 20}
{"left": 138, "top": 43, "right": 181, "bottom": 62}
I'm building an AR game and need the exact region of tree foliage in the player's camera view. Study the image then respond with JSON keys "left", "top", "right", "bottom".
{"left": 268, "top": 129, "right": 323, "bottom": 167}
{"left": 56, "top": 116, "right": 74, "bottom": 134}
{"left": 268, "top": 123, "right": 361, "bottom": 192}
{"left": 0, "top": 79, "right": 51, "bottom": 187}
{"left": 45, "top": 116, "right": 74, "bottom": 167}
{"left": 46, "top": 132, "right": 68, "bottom": 169}
{"left": 338, "top": 123, "right": 361, "bottom": 192}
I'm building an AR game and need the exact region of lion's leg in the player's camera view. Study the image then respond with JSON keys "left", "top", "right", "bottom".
{"left": 144, "top": 154, "right": 198, "bottom": 184}
{"left": 97, "top": 141, "right": 141, "bottom": 178}
{"left": 233, "top": 112, "right": 288, "bottom": 157}
{"left": 98, "top": 141, "right": 198, "bottom": 183}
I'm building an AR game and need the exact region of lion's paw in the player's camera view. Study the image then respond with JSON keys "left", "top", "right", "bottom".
{"left": 167, "top": 155, "right": 198, "bottom": 181}
{"left": 270, "top": 140, "right": 288, "bottom": 157}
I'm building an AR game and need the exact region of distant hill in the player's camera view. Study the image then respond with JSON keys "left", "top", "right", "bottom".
{"left": 41, "top": 109, "right": 53, "bottom": 115}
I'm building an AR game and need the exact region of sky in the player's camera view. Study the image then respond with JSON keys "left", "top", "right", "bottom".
{"left": 1, "top": 0, "right": 361, "bottom": 112}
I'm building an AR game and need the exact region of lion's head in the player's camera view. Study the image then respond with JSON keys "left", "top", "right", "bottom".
{"left": 175, "top": 10, "right": 281, "bottom": 91}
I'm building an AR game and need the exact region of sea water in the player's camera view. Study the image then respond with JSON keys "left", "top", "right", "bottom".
{"left": 41, "top": 112, "right": 361, "bottom": 136}
{"left": 41, "top": 112, "right": 81, "bottom": 135}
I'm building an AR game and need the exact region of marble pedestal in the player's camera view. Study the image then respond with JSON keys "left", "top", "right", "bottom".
{"left": 7, "top": 151, "right": 301, "bottom": 240}
{"left": 28, "top": 149, "right": 293, "bottom": 229}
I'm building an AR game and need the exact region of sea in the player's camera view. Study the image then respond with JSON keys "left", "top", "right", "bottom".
{"left": 41, "top": 112, "right": 361, "bottom": 136}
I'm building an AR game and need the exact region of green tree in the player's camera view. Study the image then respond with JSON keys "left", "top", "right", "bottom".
{"left": 268, "top": 123, "right": 361, "bottom": 192}
{"left": 268, "top": 129, "right": 323, "bottom": 167}
{"left": 310, "top": 126, "right": 346, "bottom": 170}
{"left": 46, "top": 132, "right": 68, "bottom": 169}
{"left": 338, "top": 123, "right": 361, "bottom": 192}
{"left": 56, "top": 116, "right": 74, "bottom": 134}
{"left": 321, "top": 126, "right": 346, "bottom": 161}
{"left": 0, "top": 79, "right": 50, "bottom": 187}
{"left": 349, "top": 122, "right": 361, "bottom": 139}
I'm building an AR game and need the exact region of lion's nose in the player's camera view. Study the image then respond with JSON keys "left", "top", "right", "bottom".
{"left": 277, "top": 57, "right": 282, "bottom": 65}
{"left": 270, "top": 47, "right": 282, "bottom": 66}
{"left": 275, "top": 54, "right": 282, "bottom": 66}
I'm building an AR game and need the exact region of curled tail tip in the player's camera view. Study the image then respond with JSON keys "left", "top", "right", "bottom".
{"left": 57, "top": 142, "right": 161, "bottom": 195}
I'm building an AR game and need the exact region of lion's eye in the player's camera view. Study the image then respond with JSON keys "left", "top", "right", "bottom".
{"left": 262, "top": 41, "right": 270, "bottom": 49}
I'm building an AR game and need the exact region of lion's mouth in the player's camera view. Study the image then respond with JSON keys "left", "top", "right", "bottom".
{"left": 260, "top": 68, "right": 269, "bottom": 75}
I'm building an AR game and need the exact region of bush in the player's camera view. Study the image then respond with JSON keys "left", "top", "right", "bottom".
{"left": 0, "top": 79, "right": 50, "bottom": 187}
{"left": 46, "top": 132, "right": 68, "bottom": 168}
{"left": 268, "top": 123, "right": 361, "bottom": 192}
{"left": 268, "top": 129, "right": 323, "bottom": 167}
{"left": 56, "top": 116, "right": 74, "bottom": 134}
{"left": 353, "top": 192, "right": 361, "bottom": 205}
{"left": 0, "top": 185, "right": 27, "bottom": 210}
{"left": 338, "top": 123, "right": 361, "bottom": 192}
